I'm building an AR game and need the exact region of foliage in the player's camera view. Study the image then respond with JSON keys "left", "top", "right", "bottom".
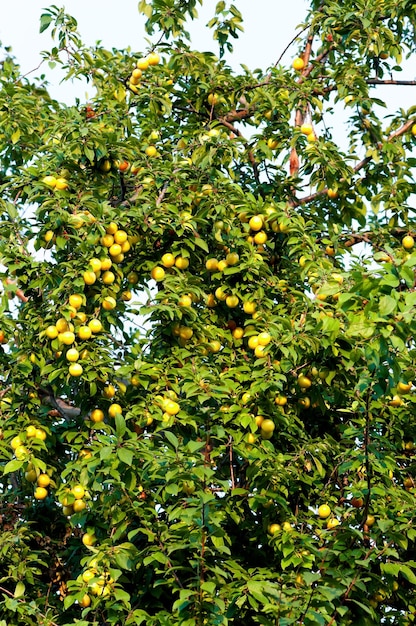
{"left": 0, "top": 1, "right": 416, "bottom": 624}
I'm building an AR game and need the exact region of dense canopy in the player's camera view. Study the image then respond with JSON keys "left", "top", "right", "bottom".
{"left": 0, "top": 1, "right": 416, "bottom": 625}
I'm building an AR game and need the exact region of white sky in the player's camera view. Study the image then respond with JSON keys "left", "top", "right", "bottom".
{"left": 1, "top": 0, "right": 309, "bottom": 102}
{"left": 0, "top": 2, "right": 413, "bottom": 143}
{"left": 0, "top": 2, "right": 414, "bottom": 300}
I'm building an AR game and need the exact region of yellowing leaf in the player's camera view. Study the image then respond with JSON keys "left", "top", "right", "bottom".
{"left": 113, "top": 86, "right": 126, "bottom": 102}
{"left": 11, "top": 129, "right": 21, "bottom": 144}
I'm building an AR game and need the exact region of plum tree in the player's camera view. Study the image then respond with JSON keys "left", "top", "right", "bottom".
{"left": 0, "top": 1, "right": 416, "bottom": 625}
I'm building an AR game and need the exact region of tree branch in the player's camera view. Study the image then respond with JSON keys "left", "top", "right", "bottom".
{"left": 217, "top": 116, "right": 261, "bottom": 186}
{"left": 386, "top": 117, "right": 415, "bottom": 141}
{"left": 4, "top": 278, "right": 28, "bottom": 303}
{"left": 298, "top": 45, "right": 334, "bottom": 83}
{"left": 366, "top": 78, "right": 416, "bottom": 86}
{"left": 297, "top": 118, "right": 415, "bottom": 205}
{"left": 227, "top": 435, "right": 236, "bottom": 489}
{"left": 223, "top": 108, "right": 253, "bottom": 123}
{"left": 155, "top": 168, "right": 181, "bottom": 207}
{"left": 0, "top": 586, "right": 59, "bottom": 626}
{"left": 361, "top": 389, "right": 373, "bottom": 530}
{"left": 37, "top": 387, "right": 81, "bottom": 421}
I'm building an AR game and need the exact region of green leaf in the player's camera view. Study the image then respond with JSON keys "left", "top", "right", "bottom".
{"left": 63, "top": 594, "right": 78, "bottom": 610}
{"left": 304, "top": 611, "right": 326, "bottom": 625}
{"left": 399, "top": 565, "right": 416, "bottom": 584}
{"left": 113, "top": 587, "right": 131, "bottom": 603}
{"left": 381, "top": 562, "right": 401, "bottom": 577}
{"left": 118, "top": 447, "right": 133, "bottom": 466}
{"left": 201, "top": 581, "right": 216, "bottom": 594}
{"left": 39, "top": 14, "right": 53, "bottom": 33}
{"left": 231, "top": 488, "right": 248, "bottom": 496}
{"left": 84, "top": 145, "right": 95, "bottom": 163}
{"left": 194, "top": 238, "right": 209, "bottom": 252}
{"left": 14, "top": 582, "right": 25, "bottom": 598}
{"left": 345, "top": 314, "right": 374, "bottom": 338}
{"left": 319, "top": 586, "right": 343, "bottom": 601}
{"left": 115, "top": 414, "right": 127, "bottom": 438}
{"left": 114, "top": 551, "right": 133, "bottom": 570}
{"left": 350, "top": 599, "right": 375, "bottom": 616}
{"left": 312, "top": 455, "right": 325, "bottom": 477}
{"left": 3, "top": 459, "right": 24, "bottom": 474}
{"left": 404, "top": 291, "right": 416, "bottom": 308}
{"left": 378, "top": 294, "right": 397, "bottom": 316}
{"left": 165, "top": 431, "right": 179, "bottom": 449}
{"left": 143, "top": 552, "right": 168, "bottom": 566}
{"left": 186, "top": 439, "right": 206, "bottom": 453}
{"left": 100, "top": 446, "right": 113, "bottom": 460}
{"left": 138, "top": 0, "right": 152, "bottom": 18}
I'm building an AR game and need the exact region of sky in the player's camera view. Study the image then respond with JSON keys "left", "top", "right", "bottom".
{"left": 1, "top": 0, "right": 413, "bottom": 150}
{"left": 0, "top": 0, "right": 308, "bottom": 306}
{"left": 0, "top": 0, "right": 309, "bottom": 102}
{"left": 0, "top": 2, "right": 413, "bottom": 290}
{"left": 1, "top": 0, "right": 413, "bottom": 131}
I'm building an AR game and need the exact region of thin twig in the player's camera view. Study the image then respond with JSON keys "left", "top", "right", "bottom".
{"left": 156, "top": 180, "right": 170, "bottom": 207}
{"left": 0, "top": 387, "right": 11, "bottom": 399}
{"left": 274, "top": 24, "right": 311, "bottom": 68}
{"left": 228, "top": 435, "right": 235, "bottom": 489}
{"left": 218, "top": 117, "right": 260, "bottom": 186}
{"left": 157, "top": 541, "right": 184, "bottom": 589}
{"left": 15, "top": 60, "right": 46, "bottom": 82}
{"left": 326, "top": 534, "right": 407, "bottom": 626}
{"left": 297, "top": 118, "right": 415, "bottom": 205}
{"left": 366, "top": 78, "right": 416, "bottom": 86}
{"left": 298, "top": 45, "right": 334, "bottom": 83}
{"left": 0, "top": 586, "right": 59, "bottom": 626}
